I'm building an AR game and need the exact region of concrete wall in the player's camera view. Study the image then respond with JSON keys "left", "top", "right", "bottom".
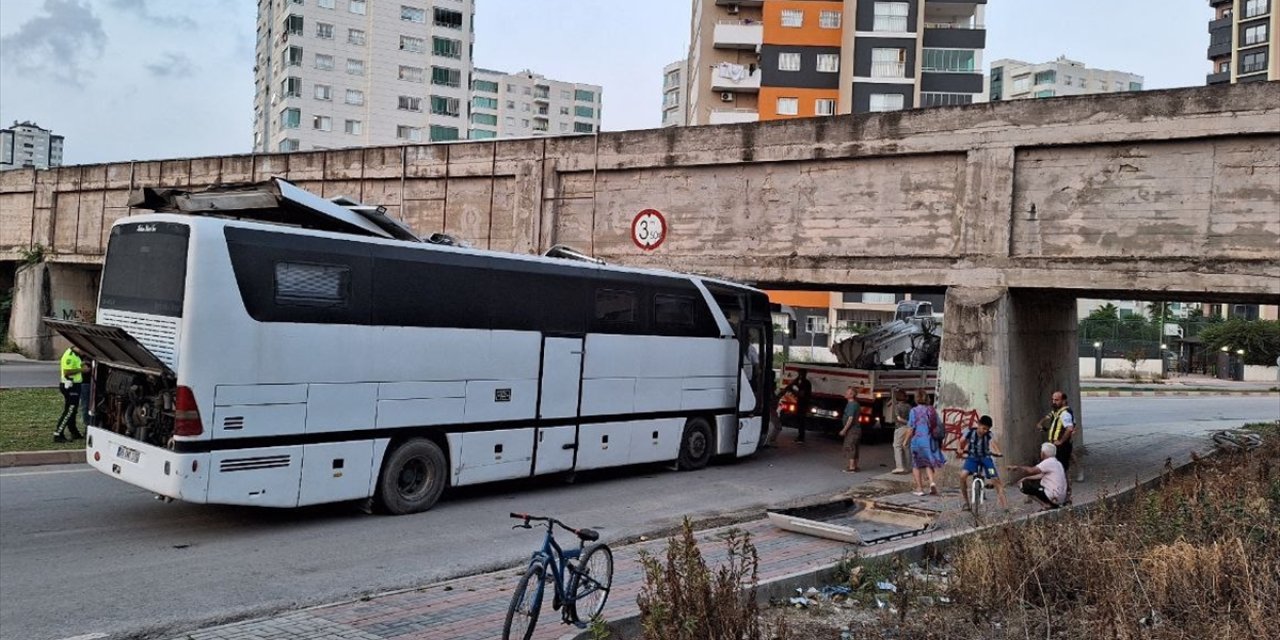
{"left": 0, "top": 83, "right": 1277, "bottom": 301}
{"left": 6, "top": 262, "right": 98, "bottom": 359}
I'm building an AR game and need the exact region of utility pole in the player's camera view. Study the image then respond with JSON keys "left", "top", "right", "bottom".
{"left": 1158, "top": 301, "right": 1167, "bottom": 377}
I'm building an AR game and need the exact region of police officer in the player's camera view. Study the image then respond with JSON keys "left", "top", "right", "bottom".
{"left": 1036, "top": 390, "right": 1076, "bottom": 478}
{"left": 54, "top": 346, "right": 89, "bottom": 442}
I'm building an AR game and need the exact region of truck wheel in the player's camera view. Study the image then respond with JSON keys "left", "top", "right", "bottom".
{"left": 677, "top": 418, "right": 713, "bottom": 470}
{"left": 374, "top": 438, "right": 447, "bottom": 515}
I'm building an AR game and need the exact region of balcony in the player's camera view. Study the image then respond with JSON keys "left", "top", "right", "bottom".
{"left": 708, "top": 109, "right": 758, "bottom": 125}
{"left": 1206, "top": 70, "right": 1231, "bottom": 84}
{"left": 922, "top": 24, "right": 986, "bottom": 49}
{"left": 710, "top": 65, "right": 761, "bottom": 92}
{"left": 713, "top": 20, "right": 763, "bottom": 50}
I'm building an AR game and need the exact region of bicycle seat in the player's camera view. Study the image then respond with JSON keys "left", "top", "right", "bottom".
{"left": 576, "top": 528, "right": 599, "bottom": 542}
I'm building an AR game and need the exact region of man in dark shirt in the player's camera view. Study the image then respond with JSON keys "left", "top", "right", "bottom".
{"left": 781, "top": 370, "right": 813, "bottom": 443}
{"left": 839, "top": 386, "right": 862, "bottom": 472}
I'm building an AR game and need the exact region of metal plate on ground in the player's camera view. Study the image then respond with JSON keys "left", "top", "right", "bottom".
{"left": 767, "top": 499, "right": 935, "bottom": 545}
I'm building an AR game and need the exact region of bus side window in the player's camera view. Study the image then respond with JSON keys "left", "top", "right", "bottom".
{"left": 593, "top": 289, "right": 638, "bottom": 332}
{"left": 274, "top": 262, "right": 350, "bottom": 308}
{"left": 654, "top": 293, "right": 695, "bottom": 335}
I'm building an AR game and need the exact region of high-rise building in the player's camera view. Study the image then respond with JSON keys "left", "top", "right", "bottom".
{"left": 253, "top": 0, "right": 475, "bottom": 152}
{"left": 468, "top": 69, "right": 602, "bottom": 139}
{"left": 1207, "top": 0, "right": 1278, "bottom": 84}
{"left": 684, "top": 0, "right": 986, "bottom": 126}
{"left": 988, "top": 57, "right": 1143, "bottom": 101}
{"left": 0, "top": 121, "right": 64, "bottom": 171}
{"left": 661, "top": 60, "right": 689, "bottom": 127}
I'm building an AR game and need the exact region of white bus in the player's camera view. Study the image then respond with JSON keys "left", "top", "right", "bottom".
{"left": 49, "top": 179, "right": 773, "bottom": 514}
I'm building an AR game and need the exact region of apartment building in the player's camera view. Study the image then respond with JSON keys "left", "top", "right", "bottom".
{"left": 684, "top": 0, "right": 986, "bottom": 125}
{"left": 1207, "top": 0, "right": 1278, "bottom": 84}
{"left": 468, "top": 69, "right": 602, "bottom": 138}
{"left": 661, "top": 60, "right": 689, "bottom": 127}
{"left": 253, "top": 0, "right": 475, "bottom": 152}
{"left": 988, "top": 56, "right": 1142, "bottom": 101}
{"left": 0, "top": 121, "right": 64, "bottom": 171}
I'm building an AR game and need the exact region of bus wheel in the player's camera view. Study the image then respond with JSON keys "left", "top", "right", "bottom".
{"left": 677, "top": 418, "right": 713, "bottom": 471}
{"left": 375, "top": 438, "right": 447, "bottom": 515}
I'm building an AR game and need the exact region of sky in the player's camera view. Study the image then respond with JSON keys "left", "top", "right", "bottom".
{"left": 0, "top": 0, "right": 1210, "bottom": 166}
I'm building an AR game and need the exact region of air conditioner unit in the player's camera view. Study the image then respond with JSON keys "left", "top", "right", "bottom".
{"left": 727, "top": 4, "right": 740, "bottom": 14}
{"left": 720, "top": 92, "right": 735, "bottom": 102}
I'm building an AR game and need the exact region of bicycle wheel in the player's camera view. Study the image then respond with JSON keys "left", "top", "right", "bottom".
{"left": 503, "top": 563, "right": 545, "bottom": 640}
{"left": 567, "top": 544, "right": 614, "bottom": 624}
{"left": 969, "top": 477, "right": 984, "bottom": 518}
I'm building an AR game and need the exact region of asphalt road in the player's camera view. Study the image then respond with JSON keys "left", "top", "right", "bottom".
{"left": 0, "top": 360, "right": 60, "bottom": 389}
{"left": 0, "top": 396, "right": 1276, "bottom": 640}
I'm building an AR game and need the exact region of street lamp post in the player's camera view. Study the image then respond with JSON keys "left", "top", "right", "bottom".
{"left": 1219, "top": 345, "right": 1230, "bottom": 380}
{"left": 1093, "top": 341, "right": 1103, "bottom": 378}
{"left": 1236, "top": 348, "right": 1246, "bottom": 381}
{"left": 1160, "top": 342, "right": 1168, "bottom": 378}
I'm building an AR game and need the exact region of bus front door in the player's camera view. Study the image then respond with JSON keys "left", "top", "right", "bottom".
{"left": 535, "top": 337, "right": 582, "bottom": 474}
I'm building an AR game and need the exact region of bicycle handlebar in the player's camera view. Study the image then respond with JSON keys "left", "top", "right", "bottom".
{"left": 509, "top": 512, "right": 585, "bottom": 537}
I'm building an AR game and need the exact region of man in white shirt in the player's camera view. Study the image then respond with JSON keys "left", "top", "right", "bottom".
{"left": 1008, "top": 442, "right": 1067, "bottom": 509}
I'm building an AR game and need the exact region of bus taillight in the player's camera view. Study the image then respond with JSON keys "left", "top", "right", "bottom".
{"left": 174, "top": 386, "right": 204, "bottom": 437}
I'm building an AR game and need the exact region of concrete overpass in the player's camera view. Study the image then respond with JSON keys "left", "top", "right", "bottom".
{"left": 2, "top": 82, "right": 1278, "bottom": 466}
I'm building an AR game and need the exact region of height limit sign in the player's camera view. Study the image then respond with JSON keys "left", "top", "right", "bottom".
{"left": 631, "top": 209, "right": 667, "bottom": 251}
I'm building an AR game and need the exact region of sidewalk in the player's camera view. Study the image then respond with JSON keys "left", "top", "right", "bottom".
{"left": 167, "top": 432, "right": 1216, "bottom": 640}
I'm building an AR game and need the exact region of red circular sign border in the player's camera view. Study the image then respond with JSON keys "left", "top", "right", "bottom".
{"left": 631, "top": 209, "right": 668, "bottom": 251}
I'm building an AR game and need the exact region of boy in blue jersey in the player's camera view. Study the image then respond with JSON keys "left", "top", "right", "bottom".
{"left": 957, "top": 415, "right": 1007, "bottom": 510}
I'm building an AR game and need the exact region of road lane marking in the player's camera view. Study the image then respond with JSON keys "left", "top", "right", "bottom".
{"left": 55, "top": 634, "right": 107, "bottom": 640}
{"left": 1, "top": 467, "right": 95, "bottom": 478}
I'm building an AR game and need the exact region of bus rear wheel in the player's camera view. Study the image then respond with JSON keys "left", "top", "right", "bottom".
{"left": 375, "top": 438, "right": 447, "bottom": 515}
{"left": 677, "top": 417, "right": 713, "bottom": 470}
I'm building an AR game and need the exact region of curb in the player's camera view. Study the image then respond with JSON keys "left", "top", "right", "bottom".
{"left": 1082, "top": 389, "right": 1277, "bottom": 397}
{"left": 0, "top": 449, "right": 85, "bottom": 468}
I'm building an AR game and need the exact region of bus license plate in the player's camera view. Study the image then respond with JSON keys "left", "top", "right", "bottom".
{"left": 116, "top": 445, "right": 140, "bottom": 463}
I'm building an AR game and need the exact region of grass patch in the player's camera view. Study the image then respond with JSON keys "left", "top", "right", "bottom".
{"left": 0, "top": 388, "right": 81, "bottom": 452}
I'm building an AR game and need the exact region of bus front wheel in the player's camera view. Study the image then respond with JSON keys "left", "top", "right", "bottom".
{"left": 677, "top": 418, "right": 713, "bottom": 471}
{"left": 375, "top": 438, "right": 447, "bottom": 515}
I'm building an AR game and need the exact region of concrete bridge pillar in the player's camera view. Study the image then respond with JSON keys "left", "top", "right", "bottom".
{"left": 6, "top": 262, "right": 100, "bottom": 360}
{"left": 936, "top": 287, "right": 1082, "bottom": 474}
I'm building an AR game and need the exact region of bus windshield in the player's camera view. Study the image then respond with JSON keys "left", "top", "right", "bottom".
{"left": 99, "top": 222, "right": 190, "bottom": 317}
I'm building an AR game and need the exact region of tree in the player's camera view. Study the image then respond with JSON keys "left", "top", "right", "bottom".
{"left": 1199, "top": 319, "right": 1280, "bottom": 366}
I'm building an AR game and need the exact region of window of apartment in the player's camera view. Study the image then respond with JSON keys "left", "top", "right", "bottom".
{"left": 280, "top": 107, "right": 301, "bottom": 129}
{"left": 778, "top": 52, "right": 801, "bottom": 72}
{"left": 472, "top": 96, "right": 498, "bottom": 109}
{"left": 281, "top": 76, "right": 302, "bottom": 97}
{"left": 312, "top": 115, "right": 331, "bottom": 131}
{"left": 346, "top": 58, "right": 364, "bottom": 75}
{"left": 344, "top": 119, "right": 362, "bottom": 134}
{"left": 574, "top": 122, "right": 594, "bottom": 133}
{"left": 473, "top": 79, "right": 499, "bottom": 92}
{"left": 396, "top": 125, "right": 423, "bottom": 142}
{"left": 805, "top": 315, "right": 828, "bottom": 335}
{"left": 347, "top": 29, "right": 365, "bottom": 45}
{"left": 521, "top": 103, "right": 531, "bottom": 111}
{"left": 870, "top": 48, "right": 906, "bottom": 77}
{"left": 776, "top": 97, "right": 799, "bottom": 115}
{"left": 348, "top": 0, "right": 365, "bottom": 15}
{"left": 816, "top": 54, "right": 839, "bottom": 73}
{"left": 873, "top": 2, "right": 909, "bottom": 32}
{"left": 921, "top": 49, "right": 976, "bottom": 73}
{"left": 471, "top": 129, "right": 497, "bottom": 139}
{"left": 1218, "top": 60, "right": 1230, "bottom": 73}
{"left": 314, "top": 53, "right": 334, "bottom": 70}
{"left": 575, "top": 89, "right": 596, "bottom": 102}
{"left": 278, "top": 138, "right": 300, "bottom": 152}
{"left": 561, "top": 89, "right": 572, "bottom": 100}
{"left": 521, "top": 118, "right": 530, "bottom": 127}
{"left": 430, "top": 95, "right": 461, "bottom": 116}
{"left": 819, "top": 10, "right": 841, "bottom": 29}
{"left": 1244, "top": 0, "right": 1270, "bottom": 18}
{"left": 317, "top": 0, "right": 334, "bottom": 8}
{"left": 815, "top": 98, "right": 836, "bottom": 115}
{"left": 286, "top": 45, "right": 304, "bottom": 66}
{"left": 1063, "top": 74, "right": 1072, "bottom": 85}
{"left": 868, "top": 93, "right": 905, "bottom": 112}
{"left": 522, "top": 86, "right": 532, "bottom": 95}
{"left": 1243, "top": 23, "right": 1269, "bottom": 45}
{"left": 433, "top": 7, "right": 464, "bottom": 29}
{"left": 285, "top": 15, "right": 304, "bottom": 35}
{"left": 1034, "top": 89, "right": 1055, "bottom": 98}
{"left": 471, "top": 113, "right": 498, "bottom": 126}
{"left": 432, "top": 126, "right": 463, "bottom": 141}
{"left": 401, "top": 5, "right": 426, "bottom": 23}
{"left": 1128, "top": 81, "right": 1143, "bottom": 91}
{"left": 780, "top": 9, "right": 804, "bottom": 27}
{"left": 398, "top": 65, "right": 424, "bottom": 82}
{"left": 433, "top": 36, "right": 462, "bottom": 58}
{"left": 398, "top": 96, "right": 422, "bottom": 111}
{"left": 575, "top": 105, "right": 595, "bottom": 118}
{"left": 314, "top": 83, "right": 331, "bottom": 100}
{"left": 560, "top": 122, "right": 570, "bottom": 132}
{"left": 1241, "top": 50, "right": 1268, "bottom": 73}
{"left": 315, "top": 22, "right": 333, "bottom": 39}
{"left": 920, "top": 92, "right": 973, "bottom": 107}
{"left": 505, "top": 116, "right": 516, "bottom": 126}
{"left": 1033, "top": 70, "right": 1056, "bottom": 84}
{"left": 400, "top": 35, "right": 425, "bottom": 53}
{"left": 505, "top": 99, "right": 516, "bottom": 109}
{"left": 345, "top": 89, "right": 364, "bottom": 105}
{"left": 431, "top": 66, "right": 461, "bottom": 87}
{"left": 1011, "top": 74, "right": 1031, "bottom": 93}
{"left": 289, "top": 0, "right": 303, "bottom": 6}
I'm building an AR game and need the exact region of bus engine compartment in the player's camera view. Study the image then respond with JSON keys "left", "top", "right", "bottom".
{"left": 94, "top": 367, "right": 177, "bottom": 447}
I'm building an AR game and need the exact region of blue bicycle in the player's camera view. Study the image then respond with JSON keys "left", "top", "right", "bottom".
{"left": 503, "top": 512, "right": 614, "bottom": 640}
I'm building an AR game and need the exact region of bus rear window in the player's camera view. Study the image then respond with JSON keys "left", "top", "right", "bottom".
{"left": 100, "top": 222, "right": 190, "bottom": 317}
